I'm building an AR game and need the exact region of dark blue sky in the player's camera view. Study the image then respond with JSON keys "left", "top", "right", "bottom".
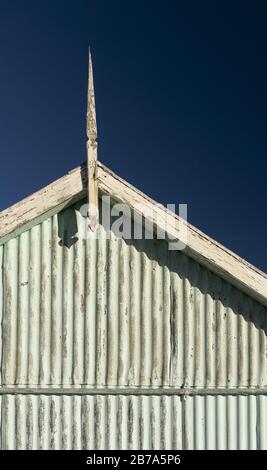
{"left": 0, "top": 1, "right": 266, "bottom": 272}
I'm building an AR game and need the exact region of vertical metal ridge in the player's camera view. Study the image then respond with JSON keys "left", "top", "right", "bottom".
{"left": 84, "top": 228, "right": 97, "bottom": 386}
{"left": 106, "top": 231, "right": 118, "bottom": 386}
{"left": 2, "top": 238, "right": 18, "bottom": 385}
{"left": 81, "top": 395, "right": 90, "bottom": 449}
{"left": 226, "top": 283, "right": 234, "bottom": 388}
{"left": 72, "top": 218, "right": 81, "bottom": 384}
{"left": 162, "top": 245, "right": 171, "bottom": 386}
{"left": 171, "top": 251, "right": 184, "bottom": 387}
{"left": 170, "top": 251, "right": 179, "bottom": 386}
{"left": 215, "top": 276, "right": 224, "bottom": 387}
{"left": 39, "top": 219, "right": 52, "bottom": 385}
{"left": 205, "top": 270, "right": 213, "bottom": 387}
{"left": 28, "top": 225, "right": 40, "bottom": 385}
{"left": 128, "top": 242, "right": 140, "bottom": 386}
{"left": 193, "top": 263, "right": 201, "bottom": 387}
{"left": 118, "top": 238, "right": 129, "bottom": 386}
{"left": 183, "top": 254, "right": 190, "bottom": 388}
{"left": 151, "top": 245, "right": 161, "bottom": 386}
{"left": 96, "top": 226, "right": 107, "bottom": 386}
{"left": 140, "top": 240, "right": 152, "bottom": 386}
{"left": 16, "top": 232, "right": 28, "bottom": 384}
{"left": 50, "top": 216, "right": 60, "bottom": 385}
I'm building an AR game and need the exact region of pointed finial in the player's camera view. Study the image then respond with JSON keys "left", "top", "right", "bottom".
{"left": 87, "top": 47, "right": 97, "bottom": 143}
{"left": 86, "top": 48, "right": 98, "bottom": 231}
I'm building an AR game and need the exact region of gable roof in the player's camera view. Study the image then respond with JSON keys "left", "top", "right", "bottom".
{"left": 0, "top": 161, "right": 267, "bottom": 307}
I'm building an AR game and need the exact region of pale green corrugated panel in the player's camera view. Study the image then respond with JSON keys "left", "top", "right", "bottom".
{"left": 0, "top": 394, "right": 267, "bottom": 450}
{"left": 1, "top": 198, "right": 267, "bottom": 388}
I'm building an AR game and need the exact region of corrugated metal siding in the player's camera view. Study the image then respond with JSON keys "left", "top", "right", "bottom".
{"left": 1, "top": 196, "right": 267, "bottom": 450}
{"left": 0, "top": 199, "right": 266, "bottom": 388}
{"left": 1, "top": 394, "right": 267, "bottom": 450}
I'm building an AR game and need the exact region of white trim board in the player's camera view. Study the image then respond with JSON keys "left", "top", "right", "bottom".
{"left": 0, "top": 161, "right": 267, "bottom": 307}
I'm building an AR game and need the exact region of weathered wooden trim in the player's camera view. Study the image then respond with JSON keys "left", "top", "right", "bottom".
{"left": 0, "top": 165, "right": 87, "bottom": 246}
{"left": 0, "top": 387, "right": 267, "bottom": 396}
{"left": 0, "top": 161, "right": 266, "bottom": 306}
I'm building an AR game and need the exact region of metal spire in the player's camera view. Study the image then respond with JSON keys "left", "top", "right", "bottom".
{"left": 86, "top": 48, "right": 98, "bottom": 231}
